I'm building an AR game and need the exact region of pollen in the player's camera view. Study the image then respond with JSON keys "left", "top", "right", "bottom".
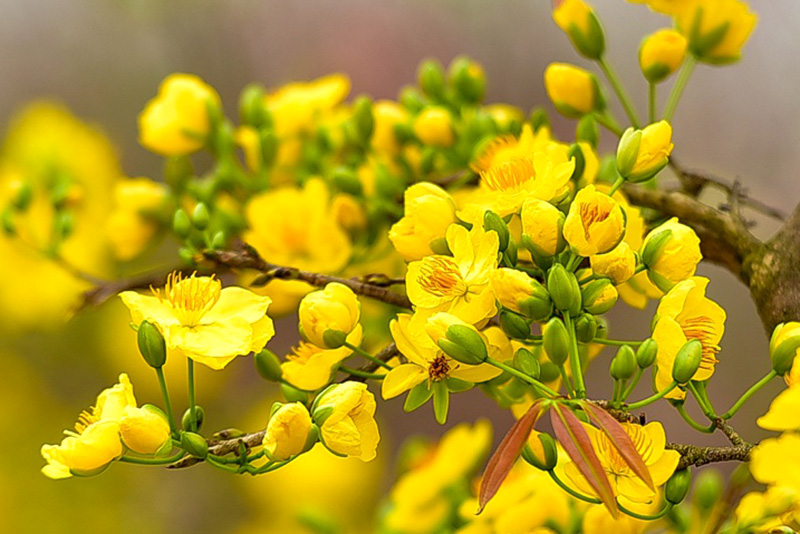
{"left": 480, "top": 158, "right": 536, "bottom": 192}
{"left": 680, "top": 316, "right": 721, "bottom": 371}
{"left": 417, "top": 256, "right": 468, "bottom": 298}
{"left": 152, "top": 271, "right": 222, "bottom": 326}
{"left": 428, "top": 355, "right": 451, "bottom": 381}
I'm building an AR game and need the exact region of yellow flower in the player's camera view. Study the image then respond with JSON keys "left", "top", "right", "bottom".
{"left": 553, "top": 0, "right": 605, "bottom": 60}
{"left": 735, "top": 486, "right": 799, "bottom": 532}
{"left": 520, "top": 198, "right": 566, "bottom": 257}
{"left": 651, "top": 277, "right": 726, "bottom": 399}
{"left": 561, "top": 421, "right": 680, "bottom": 504}
{"left": 757, "top": 386, "right": 800, "bottom": 432}
{"left": 263, "top": 402, "right": 314, "bottom": 461}
{"left": 299, "top": 283, "right": 360, "bottom": 348}
{"left": 477, "top": 150, "right": 574, "bottom": 217}
{"left": 371, "top": 100, "right": 409, "bottom": 155}
{"left": 106, "top": 177, "right": 169, "bottom": 261}
{"left": 382, "top": 313, "right": 501, "bottom": 399}
{"left": 750, "top": 433, "right": 800, "bottom": 491}
{"left": 553, "top": 0, "right": 594, "bottom": 35}
{"left": 491, "top": 268, "right": 552, "bottom": 319}
{"left": 483, "top": 104, "right": 524, "bottom": 130}
{"left": 120, "top": 272, "right": 275, "bottom": 370}
{"left": 626, "top": 0, "right": 691, "bottom": 15}
{"left": 640, "top": 29, "right": 688, "bottom": 83}
{"left": 138, "top": 73, "right": 220, "bottom": 156}
{"left": 582, "top": 503, "right": 651, "bottom": 534}
{"left": 389, "top": 182, "right": 457, "bottom": 261}
{"left": 641, "top": 217, "right": 702, "bottom": 291}
{"left": 266, "top": 73, "right": 350, "bottom": 137}
{"left": 563, "top": 185, "right": 626, "bottom": 256}
{"left": 41, "top": 374, "right": 138, "bottom": 479}
{"left": 590, "top": 242, "right": 637, "bottom": 284}
{"left": 314, "top": 382, "right": 379, "bottom": 461}
{"left": 472, "top": 123, "right": 554, "bottom": 173}
{"left": 281, "top": 327, "right": 364, "bottom": 391}
{"left": 674, "top": 0, "right": 757, "bottom": 64}
{"left": 617, "top": 121, "right": 674, "bottom": 183}
{"left": 235, "top": 125, "right": 262, "bottom": 172}
{"left": 413, "top": 106, "right": 455, "bottom": 147}
{"left": 544, "top": 63, "right": 603, "bottom": 118}
{"left": 119, "top": 405, "right": 171, "bottom": 455}
{"left": 406, "top": 223, "right": 499, "bottom": 325}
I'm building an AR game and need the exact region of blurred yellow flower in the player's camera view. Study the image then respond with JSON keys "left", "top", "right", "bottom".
{"left": 640, "top": 29, "right": 687, "bottom": 83}
{"left": 413, "top": 106, "right": 455, "bottom": 147}
{"left": 757, "top": 386, "right": 800, "bottom": 432}
{"left": 119, "top": 405, "right": 171, "bottom": 455}
{"left": 389, "top": 182, "right": 457, "bottom": 261}
{"left": 139, "top": 73, "right": 220, "bottom": 156}
{"left": 674, "top": 0, "right": 757, "bottom": 63}
{"left": 371, "top": 100, "right": 409, "bottom": 155}
{"left": 651, "top": 276, "right": 725, "bottom": 399}
{"left": 120, "top": 272, "right": 274, "bottom": 370}
{"left": 266, "top": 73, "right": 350, "bottom": 137}
{"left": 106, "top": 177, "right": 169, "bottom": 261}
{"left": 735, "top": 486, "right": 799, "bottom": 533}
{"left": 544, "top": 63, "right": 602, "bottom": 117}
{"left": 314, "top": 382, "right": 379, "bottom": 461}
{"left": 563, "top": 185, "right": 626, "bottom": 256}
{"left": 520, "top": 197, "right": 566, "bottom": 257}
{"left": 472, "top": 124, "right": 553, "bottom": 173}
{"left": 299, "top": 282, "right": 360, "bottom": 348}
{"left": 263, "top": 402, "right": 313, "bottom": 461}
{"left": 750, "top": 433, "right": 800, "bottom": 491}
{"left": 281, "top": 327, "right": 364, "bottom": 391}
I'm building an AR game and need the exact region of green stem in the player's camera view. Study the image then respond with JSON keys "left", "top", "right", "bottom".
{"left": 548, "top": 470, "right": 602, "bottom": 505}
{"left": 612, "top": 379, "right": 623, "bottom": 404}
{"left": 206, "top": 455, "right": 242, "bottom": 473}
{"left": 721, "top": 370, "right": 778, "bottom": 420}
{"left": 187, "top": 358, "right": 197, "bottom": 432}
{"left": 627, "top": 380, "right": 678, "bottom": 410}
{"left": 598, "top": 56, "right": 641, "bottom": 128}
{"left": 620, "top": 367, "right": 644, "bottom": 401}
{"left": 594, "top": 112, "right": 624, "bottom": 137}
{"left": 663, "top": 55, "right": 697, "bottom": 121}
{"left": 619, "top": 501, "right": 673, "bottom": 520}
{"left": 592, "top": 338, "right": 643, "bottom": 347}
{"left": 119, "top": 451, "right": 186, "bottom": 465}
{"left": 558, "top": 365, "right": 576, "bottom": 398}
{"left": 687, "top": 381, "right": 716, "bottom": 419}
{"left": 155, "top": 366, "right": 178, "bottom": 436}
{"left": 339, "top": 365, "right": 385, "bottom": 380}
{"left": 485, "top": 357, "right": 559, "bottom": 398}
{"left": 344, "top": 342, "right": 392, "bottom": 370}
{"left": 564, "top": 315, "right": 586, "bottom": 398}
{"left": 648, "top": 82, "right": 657, "bottom": 124}
{"left": 675, "top": 403, "right": 716, "bottom": 433}
{"left": 608, "top": 176, "right": 625, "bottom": 196}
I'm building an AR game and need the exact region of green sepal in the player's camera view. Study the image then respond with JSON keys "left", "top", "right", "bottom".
{"left": 432, "top": 380, "right": 450, "bottom": 425}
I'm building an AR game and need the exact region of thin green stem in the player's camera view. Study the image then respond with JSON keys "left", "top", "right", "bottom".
{"left": 687, "top": 381, "right": 716, "bottom": 419}
{"left": 485, "top": 357, "right": 559, "bottom": 398}
{"left": 592, "top": 338, "right": 643, "bottom": 347}
{"left": 339, "top": 365, "right": 385, "bottom": 380}
{"left": 206, "top": 455, "right": 242, "bottom": 473}
{"left": 663, "top": 55, "right": 697, "bottom": 121}
{"left": 564, "top": 315, "right": 586, "bottom": 398}
{"left": 721, "top": 370, "right": 778, "bottom": 420}
{"left": 548, "top": 470, "right": 602, "bottom": 505}
{"left": 648, "top": 82, "right": 657, "bottom": 124}
{"left": 120, "top": 451, "right": 186, "bottom": 465}
{"left": 675, "top": 403, "right": 716, "bottom": 433}
{"left": 598, "top": 56, "right": 641, "bottom": 128}
{"left": 558, "top": 365, "right": 576, "bottom": 398}
{"left": 619, "top": 501, "right": 673, "bottom": 520}
{"left": 612, "top": 379, "right": 623, "bottom": 404}
{"left": 594, "top": 112, "right": 624, "bottom": 137}
{"left": 608, "top": 176, "right": 625, "bottom": 196}
{"left": 627, "top": 380, "right": 678, "bottom": 410}
{"left": 155, "top": 366, "right": 177, "bottom": 436}
{"left": 620, "top": 367, "right": 644, "bottom": 401}
{"left": 187, "top": 358, "right": 197, "bottom": 432}
{"left": 344, "top": 342, "right": 392, "bottom": 370}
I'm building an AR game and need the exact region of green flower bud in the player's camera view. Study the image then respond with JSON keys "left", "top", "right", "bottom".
{"left": 539, "top": 361, "right": 561, "bottom": 383}
{"left": 543, "top": 317, "right": 570, "bottom": 366}
{"left": 547, "top": 264, "right": 582, "bottom": 317}
{"left": 449, "top": 56, "right": 486, "bottom": 104}
{"left": 331, "top": 166, "right": 363, "bottom": 196}
{"left": 522, "top": 432, "right": 558, "bottom": 471}
{"left": 178, "top": 247, "right": 195, "bottom": 265}
{"left": 182, "top": 406, "right": 205, "bottom": 431}
{"left": 399, "top": 86, "right": 426, "bottom": 113}
{"left": 513, "top": 348, "right": 541, "bottom": 380}
{"left": 554, "top": 0, "right": 606, "bottom": 60}
{"left": 11, "top": 181, "right": 33, "bottom": 211}
{"left": 499, "top": 309, "right": 532, "bottom": 340}
{"left": 770, "top": 322, "right": 800, "bottom": 376}
{"left": 615, "top": 127, "right": 642, "bottom": 178}
{"left": 281, "top": 383, "right": 309, "bottom": 403}
{"left": 694, "top": 470, "right": 723, "bottom": 511}
{"left": 672, "top": 339, "right": 703, "bottom": 384}
{"left": 437, "top": 324, "right": 488, "bottom": 365}
{"left": 636, "top": 338, "right": 658, "bottom": 368}
{"left": 418, "top": 59, "right": 446, "bottom": 101}
{"left": 665, "top": 468, "right": 692, "bottom": 505}
{"left": 322, "top": 329, "right": 348, "bottom": 349}
{"left": 568, "top": 143, "right": 586, "bottom": 183}
{"left": 180, "top": 431, "right": 209, "bottom": 459}
{"left": 137, "top": 321, "right": 167, "bottom": 368}
{"left": 610, "top": 345, "right": 637, "bottom": 380}
{"left": 164, "top": 155, "right": 193, "bottom": 190}
{"left": 239, "top": 83, "right": 269, "bottom": 127}
{"left": 576, "top": 115, "right": 599, "bottom": 148}
{"left": 581, "top": 278, "right": 618, "bottom": 315}
{"left": 173, "top": 208, "right": 192, "bottom": 238}
{"left": 255, "top": 348, "right": 283, "bottom": 382}
{"left": 210, "top": 231, "right": 226, "bottom": 250}
{"left": 191, "top": 202, "right": 210, "bottom": 230}
{"left": 503, "top": 237, "right": 518, "bottom": 267}
{"left": 484, "top": 210, "right": 510, "bottom": 252}
{"left": 352, "top": 95, "right": 374, "bottom": 142}
{"left": 529, "top": 107, "right": 550, "bottom": 132}
{"left": 574, "top": 313, "right": 597, "bottom": 343}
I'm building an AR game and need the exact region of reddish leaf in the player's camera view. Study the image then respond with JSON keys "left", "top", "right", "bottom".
{"left": 581, "top": 401, "right": 655, "bottom": 492}
{"left": 477, "top": 400, "right": 546, "bottom": 513}
{"left": 550, "top": 404, "right": 619, "bottom": 518}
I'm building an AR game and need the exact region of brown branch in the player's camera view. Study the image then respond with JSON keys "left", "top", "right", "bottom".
{"left": 203, "top": 243, "right": 412, "bottom": 309}
{"left": 668, "top": 441, "right": 753, "bottom": 470}
{"left": 78, "top": 266, "right": 188, "bottom": 309}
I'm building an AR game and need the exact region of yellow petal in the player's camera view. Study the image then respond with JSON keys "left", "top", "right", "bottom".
{"left": 381, "top": 364, "right": 428, "bottom": 399}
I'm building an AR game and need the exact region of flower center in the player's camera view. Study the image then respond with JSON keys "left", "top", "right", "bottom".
{"left": 428, "top": 355, "right": 451, "bottom": 381}
{"left": 417, "top": 256, "right": 467, "bottom": 298}
{"left": 680, "top": 316, "right": 721, "bottom": 371}
{"left": 153, "top": 271, "right": 222, "bottom": 326}
{"left": 579, "top": 202, "right": 610, "bottom": 239}
{"left": 74, "top": 409, "right": 98, "bottom": 434}
{"left": 597, "top": 424, "right": 653, "bottom": 476}
{"left": 480, "top": 158, "right": 535, "bottom": 192}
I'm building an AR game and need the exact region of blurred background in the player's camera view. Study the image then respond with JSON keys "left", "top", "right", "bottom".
{"left": 1, "top": 0, "right": 799, "bottom": 532}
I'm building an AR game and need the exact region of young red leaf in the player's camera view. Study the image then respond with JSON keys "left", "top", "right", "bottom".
{"left": 550, "top": 404, "right": 619, "bottom": 518}
{"left": 477, "top": 400, "right": 546, "bottom": 513}
{"left": 581, "top": 401, "right": 655, "bottom": 492}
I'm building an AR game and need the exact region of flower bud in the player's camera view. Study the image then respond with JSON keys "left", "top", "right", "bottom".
{"left": 120, "top": 405, "right": 172, "bottom": 455}
{"left": 492, "top": 268, "right": 552, "bottom": 321}
{"left": 575, "top": 313, "right": 597, "bottom": 343}
{"left": 672, "top": 339, "right": 703, "bottom": 384}
{"left": 239, "top": 83, "right": 269, "bottom": 127}
{"left": 10, "top": 180, "right": 33, "bottom": 211}
{"left": 499, "top": 309, "right": 532, "bottom": 340}
{"left": 182, "top": 406, "right": 205, "bottom": 431}
{"left": 544, "top": 63, "right": 604, "bottom": 118}
{"left": 540, "top": 360, "right": 561, "bottom": 383}
{"left": 553, "top": 0, "right": 605, "bottom": 60}
{"left": 483, "top": 210, "right": 510, "bottom": 251}
{"left": 563, "top": 185, "right": 625, "bottom": 256}
{"left": 299, "top": 283, "right": 360, "bottom": 349}
{"left": 428, "top": 313, "right": 489, "bottom": 365}
{"left": 449, "top": 56, "right": 487, "bottom": 104}
{"left": 281, "top": 383, "right": 309, "bottom": 404}
{"left": 641, "top": 218, "right": 701, "bottom": 291}
{"left": 543, "top": 317, "right": 570, "bottom": 366}
{"left": 137, "top": 321, "right": 167, "bottom": 368}
{"left": 616, "top": 121, "right": 673, "bottom": 183}
{"left": 694, "top": 470, "right": 723, "bottom": 511}
{"left": 331, "top": 166, "right": 363, "bottom": 196}
{"left": 547, "top": 264, "right": 582, "bottom": 317}
{"left": 263, "top": 402, "right": 314, "bottom": 461}
{"left": 675, "top": 0, "right": 756, "bottom": 64}
{"left": 255, "top": 348, "right": 283, "bottom": 382}
{"left": 351, "top": 96, "right": 374, "bottom": 143}
{"left": 582, "top": 279, "right": 618, "bottom": 315}
{"left": 769, "top": 322, "right": 800, "bottom": 376}
{"left": 513, "top": 348, "right": 541, "bottom": 379}
{"left": 418, "top": 59, "right": 446, "bottom": 101}
{"left": 665, "top": 468, "right": 692, "bottom": 505}
{"left": 529, "top": 107, "right": 550, "bottom": 132}
{"left": 640, "top": 29, "right": 688, "bottom": 83}
{"left": 180, "top": 431, "right": 208, "bottom": 459}
{"left": 576, "top": 114, "right": 599, "bottom": 148}
{"left": 191, "top": 202, "right": 210, "bottom": 230}
{"left": 636, "top": 338, "right": 658, "bottom": 369}
{"left": 590, "top": 242, "right": 636, "bottom": 284}
{"left": 610, "top": 345, "right": 637, "bottom": 380}
{"left": 523, "top": 431, "right": 558, "bottom": 471}
{"left": 413, "top": 106, "right": 455, "bottom": 147}
{"left": 521, "top": 198, "right": 566, "bottom": 259}
{"left": 172, "top": 208, "right": 192, "bottom": 238}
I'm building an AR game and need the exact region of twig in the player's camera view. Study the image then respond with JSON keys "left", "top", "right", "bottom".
{"left": 79, "top": 266, "right": 188, "bottom": 309}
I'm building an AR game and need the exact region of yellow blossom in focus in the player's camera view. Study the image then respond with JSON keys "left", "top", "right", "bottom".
{"left": 590, "top": 242, "right": 636, "bottom": 284}
{"left": 119, "top": 405, "right": 171, "bottom": 455}
{"left": 544, "top": 63, "right": 602, "bottom": 118}
{"left": 520, "top": 197, "right": 565, "bottom": 257}
{"left": 674, "top": 0, "right": 757, "bottom": 64}
{"left": 413, "top": 106, "right": 455, "bottom": 147}
{"left": 266, "top": 73, "right": 350, "bottom": 137}
{"left": 750, "top": 433, "right": 800, "bottom": 491}
{"left": 406, "top": 223, "right": 499, "bottom": 325}
{"left": 472, "top": 123, "right": 553, "bottom": 173}
{"left": 120, "top": 272, "right": 274, "bottom": 370}
{"left": 371, "top": 100, "right": 409, "bottom": 155}
{"left": 563, "top": 185, "right": 626, "bottom": 256}
{"left": 263, "top": 402, "right": 313, "bottom": 461}
{"left": 389, "top": 182, "right": 457, "bottom": 261}
{"left": 315, "top": 382, "right": 379, "bottom": 461}
{"left": 641, "top": 217, "right": 702, "bottom": 291}
{"left": 299, "top": 282, "right": 360, "bottom": 348}
{"left": 282, "top": 327, "right": 364, "bottom": 391}
{"left": 651, "top": 276, "right": 726, "bottom": 399}
{"left": 106, "top": 177, "right": 169, "bottom": 261}
{"left": 561, "top": 421, "right": 680, "bottom": 504}
{"left": 382, "top": 313, "right": 501, "bottom": 399}
{"left": 138, "top": 73, "right": 220, "bottom": 156}
{"left": 640, "top": 29, "right": 688, "bottom": 83}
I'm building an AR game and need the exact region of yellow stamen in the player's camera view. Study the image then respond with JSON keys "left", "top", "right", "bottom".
{"left": 579, "top": 202, "right": 610, "bottom": 240}
{"left": 417, "top": 256, "right": 468, "bottom": 298}
{"left": 480, "top": 158, "right": 536, "bottom": 192}
{"left": 74, "top": 409, "right": 98, "bottom": 434}
{"left": 681, "top": 316, "right": 721, "bottom": 371}
{"left": 596, "top": 424, "right": 653, "bottom": 476}
{"left": 287, "top": 342, "right": 323, "bottom": 363}
{"left": 152, "top": 271, "right": 222, "bottom": 326}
